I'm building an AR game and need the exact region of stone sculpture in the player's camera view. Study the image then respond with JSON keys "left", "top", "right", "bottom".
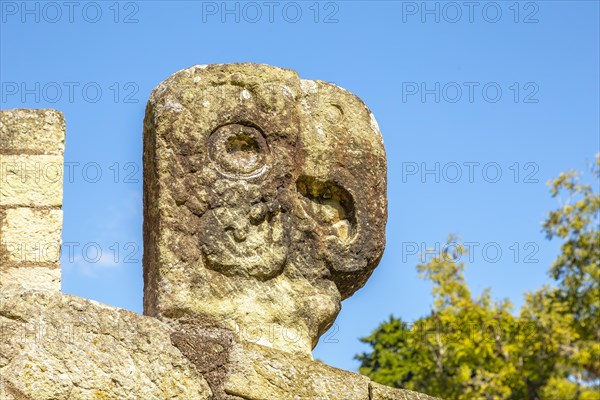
{"left": 143, "top": 63, "right": 387, "bottom": 355}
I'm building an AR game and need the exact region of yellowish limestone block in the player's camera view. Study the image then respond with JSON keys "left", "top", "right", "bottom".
{"left": 0, "top": 108, "right": 65, "bottom": 292}
{"left": 224, "top": 340, "right": 371, "bottom": 400}
{"left": 0, "top": 266, "right": 60, "bottom": 292}
{"left": 0, "top": 207, "right": 62, "bottom": 266}
{"left": 370, "top": 382, "right": 442, "bottom": 400}
{"left": 0, "top": 287, "right": 212, "bottom": 400}
{"left": 0, "top": 154, "right": 63, "bottom": 207}
{"left": 0, "top": 109, "right": 65, "bottom": 155}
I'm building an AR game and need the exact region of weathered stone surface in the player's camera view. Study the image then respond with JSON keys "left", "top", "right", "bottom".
{"left": 168, "top": 317, "right": 240, "bottom": 400}
{"left": 370, "top": 382, "right": 442, "bottom": 400}
{"left": 0, "top": 286, "right": 212, "bottom": 400}
{"left": 143, "top": 63, "right": 387, "bottom": 356}
{"left": 0, "top": 266, "right": 60, "bottom": 292}
{"left": 224, "top": 340, "right": 370, "bottom": 400}
{"left": 0, "top": 207, "right": 62, "bottom": 266}
{"left": 0, "top": 155, "right": 64, "bottom": 207}
{"left": 0, "top": 109, "right": 65, "bottom": 155}
{"left": 0, "top": 285, "right": 439, "bottom": 400}
{"left": 0, "top": 108, "right": 65, "bottom": 292}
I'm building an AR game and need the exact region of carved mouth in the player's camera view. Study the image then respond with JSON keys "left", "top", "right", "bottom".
{"left": 296, "top": 176, "right": 355, "bottom": 242}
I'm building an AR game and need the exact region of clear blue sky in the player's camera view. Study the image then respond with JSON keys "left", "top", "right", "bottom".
{"left": 1, "top": 0, "right": 598, "bottom": 372}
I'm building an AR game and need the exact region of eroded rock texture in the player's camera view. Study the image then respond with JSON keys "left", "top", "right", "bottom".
{"left": 143, "top": 63, "right": 387, "bottom": 355}
{"left": 0, "top": 286, "right": 441, "bottom": 400}
{"left": 0, "top": 286, "right": 212, "bottom": 400}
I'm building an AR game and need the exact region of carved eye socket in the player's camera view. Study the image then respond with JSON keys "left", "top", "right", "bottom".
{"left": 208, "top": 124, "right": 269, "bottom": 178}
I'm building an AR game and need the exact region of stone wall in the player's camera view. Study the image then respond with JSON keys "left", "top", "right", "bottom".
{"left": 0, "top": 109, "right": 65, "bottom": 292}
{"left": 0, "top": 285, "right": 439, "bottom": 399}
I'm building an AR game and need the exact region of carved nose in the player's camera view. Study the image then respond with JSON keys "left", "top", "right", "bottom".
{"left": 249, "top": 203, "right": 268, "bottom": 224}
{"left": 228, "top": 219, "right": 249, "bottom": 241}
{"left": 232, "top": 227, "right": 248, "bottom": 241}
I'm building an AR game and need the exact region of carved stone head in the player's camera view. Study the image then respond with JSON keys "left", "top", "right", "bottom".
{"left": 143, "top": 63, "right": 386, "bottom": 356}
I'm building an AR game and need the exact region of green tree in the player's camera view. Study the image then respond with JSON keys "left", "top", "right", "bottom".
{"left": 537, "top": 155, "right": 599, "bottom": 396}
{"left": 357, "top": 157, "right": 599, "bottom": 399}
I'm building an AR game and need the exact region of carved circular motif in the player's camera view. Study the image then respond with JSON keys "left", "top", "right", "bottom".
{"left": 208, "top": 124, "right": 269, "bottom": 179}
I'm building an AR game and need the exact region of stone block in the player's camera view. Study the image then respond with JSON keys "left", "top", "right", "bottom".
{"left": 0, "top": 208, "right": 62, "bottom": 266}
{"left": 224, "top": 340, "right": 371, "bottom": 400}
{"left": 0, "top": 287, "right": 212, "bottom": 400}
{"left": 0, "top": 109, "right": 65, "bottom": 155}
{"left": 370, "top": 382, "right": 442, "bottom": 400}
{"left": 0, "top": 266, "right": 60, "bottom": 292}
{"left": 0, "top": 154, "right": 63, "bottom": 207}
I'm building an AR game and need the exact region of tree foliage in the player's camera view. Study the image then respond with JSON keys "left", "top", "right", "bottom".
{"left": 357, "top": 157, "right": 600, "bottom": 399}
